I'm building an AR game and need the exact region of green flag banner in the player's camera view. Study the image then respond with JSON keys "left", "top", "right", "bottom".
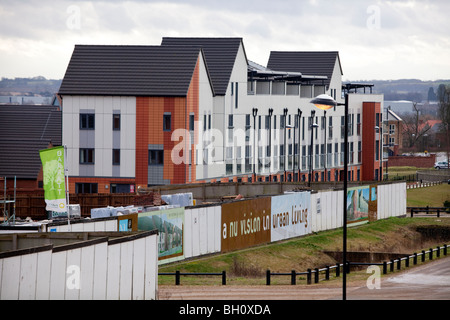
{"left": 39, "top": 146, "right": 67, "bottom": 212}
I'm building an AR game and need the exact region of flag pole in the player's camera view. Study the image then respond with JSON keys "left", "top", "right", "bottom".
{"left": 64, "top": 145, "right": 70, "bottom": 229}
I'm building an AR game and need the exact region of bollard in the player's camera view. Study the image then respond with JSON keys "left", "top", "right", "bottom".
{"left": 397, "top": 259, "right": 401, "bottom": 270}
{"left": 410, "top": 208, "right": 414, "bottom": 217}
{"left": 222, "top": 271, "right": 227, "bottom": 285}
{"left": 422, "top": 250, "right": 426, "bottom": 262}
{"left": 429, "top": 248, "right": 433, "bottom": 260}
{"left": 436, "top": 246, "right": 440, "bottom": 258}
{"left": 307, "top": 269, "right": 312, "bottom": 285}
{"left": 405, "top": 255, "right": 409, "bottom": 268}
{"left": 390, "top": 259, "right": 394, "bottom": 272}
{"left": 291, "top": 270, "right": 296, "bottom": 285}
{"left": 325, "top": 266, "right": 330, "bottom": 281}
{"left": 175, "top": 270, "right": 180, "bottom": 285}
{"left": 336, "top": 263, "right": 340, "bottom": 277}
{"left": 383, "top": 261, "right": 387, "bottom": 274}
{"left": 444, "top": 245, "right": 447, "bottom": 256}
{"left": 413, "top": 253, "right": 417, "bottom": 265}
{"left": 314, "top": 268, "right": 319, "bottom": 283}
{"left": 266, "top": 270, "right": 271, "bottom": 285}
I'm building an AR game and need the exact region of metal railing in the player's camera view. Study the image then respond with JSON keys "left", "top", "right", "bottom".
{"left": 264, "top": 244, "right": 448, "bottom": 285}
{"left": 159, "top": 270, "right": 227, "bottom": 285}
{"left": 409, "top": 206, "right": 450, "bottom": 217}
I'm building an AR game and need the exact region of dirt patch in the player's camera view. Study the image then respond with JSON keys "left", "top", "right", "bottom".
{"left": 415, "top": 225, "right": 450, "bottom": 242}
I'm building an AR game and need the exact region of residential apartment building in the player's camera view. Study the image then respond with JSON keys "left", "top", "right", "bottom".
{"left": 58, "top": 37, "right": 384, "bottom": 193}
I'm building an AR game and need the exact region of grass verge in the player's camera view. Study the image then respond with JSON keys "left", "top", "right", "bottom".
{"left": 407, "top": 183, "right": 450, "bottom": 207}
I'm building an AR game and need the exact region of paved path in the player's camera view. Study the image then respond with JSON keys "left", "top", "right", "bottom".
{"left": 346, "top": 256, "right": 450, "bottom": 300}
{"left": 159, "top": 256, "right": 450, "bottom": 300}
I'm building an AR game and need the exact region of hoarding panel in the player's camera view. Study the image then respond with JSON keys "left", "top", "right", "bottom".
{"left": 138, "top": 207, "right": 184, "bottom": 263}
{"left": 221, "top": 197, "right": 271, "bottom": 253}
{"left": 271, "top": 192, "right": 311, "bottom": 242}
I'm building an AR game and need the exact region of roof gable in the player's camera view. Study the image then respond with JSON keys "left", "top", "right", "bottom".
{"left": 161, "top": 37, "right": 245, "bottom": 95}
{"left": 59, "top": 45, "right": 205, "bottom": 97}
{"left": 267, "top": 51, "right": 342, "bottom": 86}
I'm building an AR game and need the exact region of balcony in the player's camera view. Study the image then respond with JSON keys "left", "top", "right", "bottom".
{"left": 247, "top": 80, "right": 325, "bottom": 98}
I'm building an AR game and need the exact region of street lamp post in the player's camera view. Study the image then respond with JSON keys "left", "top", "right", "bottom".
{"left": 268, "top": 108, "right": 273, "bottom": 181}
{"left": 324, "top": 110, "right": 327, "bottom": 182}
{"left": 309, "top": 110, "right": 318, "bottom": 186}
{"left": 252, "top": 108, "right": 258, "bottom": 181}
{"left": 283, "top": 108, "right": 288, "bottom": 182}
{"left": 310, "top": 93, "right": 349, "bottom": 301}
{"left": 297, "top": 108, "right": 302, "bottom": 179}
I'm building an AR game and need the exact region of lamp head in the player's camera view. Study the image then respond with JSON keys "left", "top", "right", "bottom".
{"left": 310, "top": 94, "right": 336, "bottom": 110}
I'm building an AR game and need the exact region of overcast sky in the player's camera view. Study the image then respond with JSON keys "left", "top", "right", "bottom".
{"left": 1, "top": 0, "right": 449, "bottom": 81}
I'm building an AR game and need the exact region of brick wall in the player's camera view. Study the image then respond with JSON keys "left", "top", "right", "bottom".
{"left": 388, "top": 154, "right": 436, "bottom": 168}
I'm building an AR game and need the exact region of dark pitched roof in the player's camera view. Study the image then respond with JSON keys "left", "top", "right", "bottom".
{"left": 0, "top": 105, "right": 61, "bottom": 179}
{"left": 161, "top": 37, "right": 245, "bottom": 95}
{"left": 267, "top": 51, "right": 342, "bottom": 86}
{"left": 58, "top": 45, "right": 206, "bottom": 97}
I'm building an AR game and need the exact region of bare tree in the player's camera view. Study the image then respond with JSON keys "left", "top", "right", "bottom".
{"left": 437, "top": 84, "right": 450, "bottom": 167}
{"left": 401, "top": 102, "right": 433, "bottom": 151}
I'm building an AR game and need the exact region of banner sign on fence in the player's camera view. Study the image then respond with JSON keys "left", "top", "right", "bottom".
{"left": 271, "top": 192, "right": 311, "bottom": 242}
{"left": 138, "top": 207, "right": 184, "bottom": 264}
{"left": 346, "top": 185, "right": 377, "bottom": 223}
{"left": 221, "top": 197, "right": 271, "bottom": 252}
{"left": 39, "top": 146, "right": 67, "bottom": 213}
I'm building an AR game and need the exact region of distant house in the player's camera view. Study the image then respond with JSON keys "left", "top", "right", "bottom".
{"left": 0, "top": 104, "right": 61, "bottom": 191}
{"left": 384, "top": 108, "right": 403, "bottom": 156}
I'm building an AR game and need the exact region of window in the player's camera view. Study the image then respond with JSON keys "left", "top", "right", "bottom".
{"left": 80, "top": 148, "right": 94, "bottom": 164}
{"left": 258, "top": 115, "right": 261, "bottom": 139}
{"left": 235, "top": 82, "right": 239, "bottom": 109}
{"left": 189, "top": 114, "right": 195, "bottom": 131}
{"left": 75, "top": 183, "right": 98, "bottom": 194}
{"left": 113, "top": 114, "right": 121, "bottom": 130}
{"left": 389, "top": 124, "right": 395, "bottom": 135}
{"left": 80, "top": 113, "right": 95, "bottom": 130}
{"left": 228, "top": 114, "right": 234, "bottom": 128}
{"left": 302, "top": 117, "right": 305, "bottom": 140}
{"left": 274, "top": 115, "right": 277, "bottom": 139}
{"left": 328, "top": 116, "right": 333, "bottom": 139}
{"left": 149, "top": 149, "right": 164, "bottom": 165}
{"left": 357, "top": 114, "right": 361, "bottom": 135}
{"left": 375, "top": 140, "right": 380, "bottom": 160}
{"left": 163, "top": 114, "right": 171, "bottom": 131}
{"left": 245, "top": 114, "right": 250, "bottom": 141}
{"left": 113, "top": 149, "right": 120, "bottom": 165}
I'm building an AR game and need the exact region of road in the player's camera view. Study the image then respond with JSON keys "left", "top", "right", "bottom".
{"left": 159, "top": 256, "right": 450, "bottom": 300}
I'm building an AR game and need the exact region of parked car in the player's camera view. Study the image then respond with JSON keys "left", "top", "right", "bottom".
{"left": 434, "top": 161, "right": 449, "bottom": 169}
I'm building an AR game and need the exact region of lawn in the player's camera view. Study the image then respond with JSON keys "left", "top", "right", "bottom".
{"left": 386, "top": 166, "right": 432, "bottom": 181}
{"left": 407, "top": 183, "right": 450, "bottom": 207}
